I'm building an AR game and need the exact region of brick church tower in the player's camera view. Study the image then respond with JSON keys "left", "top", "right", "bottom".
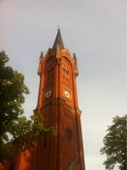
{"left": 2, "top": 29, "right": 85, "bottom": 170}
{"left": 32, "top": 29, "right": 85, "bottom": 170}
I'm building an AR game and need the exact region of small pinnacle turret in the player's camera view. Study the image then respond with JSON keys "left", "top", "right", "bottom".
{"left": 52, "top": 29, "right": 64, "bottom": 50}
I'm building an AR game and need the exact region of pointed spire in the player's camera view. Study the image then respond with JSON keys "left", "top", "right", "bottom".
{"left": 52, "top": 28, "right": 64, "bottom": 50}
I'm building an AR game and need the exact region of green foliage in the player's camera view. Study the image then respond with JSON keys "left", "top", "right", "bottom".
{"left": 8, "top": 114, "right": 55, "bottom": 147}
{"left": 0, "top": 51, "right": 29, "bottom": 139}
{"left": 0, "top": 51, "right": 55, "bottom": 163}
{"left": 100, "top": 115, "right": 127, "bottom": 170}
{"left": 0, "top": 114, "right": 55, "bottom": 162}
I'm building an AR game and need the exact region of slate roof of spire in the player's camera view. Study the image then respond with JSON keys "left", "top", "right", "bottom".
{"left": 52, "top": 29, "right": 64, "bottom": 50}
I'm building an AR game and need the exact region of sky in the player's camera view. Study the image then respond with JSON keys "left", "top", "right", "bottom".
{"left": 0, "top": 0, "right": 127, "bottom": 170}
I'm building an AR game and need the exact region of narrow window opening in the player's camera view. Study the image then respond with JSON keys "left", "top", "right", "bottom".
{"left": 43, "top": 137, "right": 47, "bottom": 148}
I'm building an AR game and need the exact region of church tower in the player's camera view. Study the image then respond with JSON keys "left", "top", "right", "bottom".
{"left": 33, "top": 29, "right": 85, "bottom": 170}
{"left": 2, "top": 29, "right": 85, "bottom": 170}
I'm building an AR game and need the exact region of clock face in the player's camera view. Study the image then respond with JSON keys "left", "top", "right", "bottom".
{"left": 45, "top": 90, "right": 52, "bottom": 98}
{"left": 64, "top": 90, "right": 70, "bottom": 98}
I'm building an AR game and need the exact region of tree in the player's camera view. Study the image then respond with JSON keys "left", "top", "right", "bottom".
{"left": 100, "top": 115, "right": 127, "bottom": 170}
{"left": 0, "top": 51, "right": 29, "bottom": 140}
{"left": 0, "top": 51, "right": 54, "bottom": 163}
{"left": 0, "top": 114, "right": 54, "bottom": 163}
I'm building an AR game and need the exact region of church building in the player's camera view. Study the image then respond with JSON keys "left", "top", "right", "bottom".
{"left": 3, "top": 29, "right": 85, "bottom": 170}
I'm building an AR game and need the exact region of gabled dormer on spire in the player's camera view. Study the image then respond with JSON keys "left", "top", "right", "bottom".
{"left": 52, "top": 29, "right": 64, "bottom": 51}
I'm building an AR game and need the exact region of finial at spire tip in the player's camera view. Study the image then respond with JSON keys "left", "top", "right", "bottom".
{"left": 57, "top": 25, "right": 60, "bottom": 31}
